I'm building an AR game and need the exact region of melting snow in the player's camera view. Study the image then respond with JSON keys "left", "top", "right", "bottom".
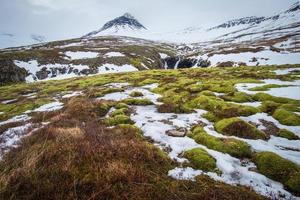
{"left": 98, "top": 63, "right": 138, "bottom": 74}
{"left": 275, "top": 68, "right": 299, "bottom": 75}
{"left": 207, "top": 51, "right": 300, "bottom": 66}
{"left": 104, "top": 52, "right": 125, "bottom": 57}
{"left": 1, "top": 99, "right": 18, "bottom": 104}
{"left": 159, "top": 53, "right": 169, "bottom": 59}
{"left": 30, "top": 102, "right": 64, "bottom": 112}
{"left": 0, "top": 114, "right": 31, "bottom": 126}
{"left": 65, "top": 51, "right": 99, "bottom": 60}
{"left": 236, "top": 79, "right": 300, "bottom": 100}
{"left": 62, "top": 91, "right": 83, "bottom": 99}
{"left": 0, "top": 124, "right": 33, "bottom": 158}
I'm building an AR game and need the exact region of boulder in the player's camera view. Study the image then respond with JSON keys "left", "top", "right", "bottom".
{"left": 166, "top": 128, "right": 188, "bottom": 137}
{"left": 0, "top": 60, "right": 27, "bottom": 85}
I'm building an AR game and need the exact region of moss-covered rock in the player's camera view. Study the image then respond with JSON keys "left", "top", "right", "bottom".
{"left": 184, "top": 148, "right": 217, "bottom": 172}
{"left": 110, "top": 108, "right": 130, "bottom": 117}
{"left": 104, "top": 114, "right": 134, "bottom": 126}
{"left": 253, "top": 152, "right": 300, "bottom": 195}
{"left": 115, "top": 102, "right": 129, "bottom": 109}
{"left": 285, "top": 172, "right": 300, "bottom": 196}
{"left": 253, "top": 93, "right": 295, "bottom": 104}
{"left": 189, "top": 126, "right": 252, "bottom": 158}
{"left": 278, "top": 129, "right": 299, "bottom": 140}
{"left": 188, "top": 95, "right": 259, "bottom": 119}
{"left": 249, "top": 84, "right": 291, "bottom": 91}
{"left": 273, "top": 109, "right": 300, "bottom": 126}
{"left": 129, "top": 91, "right": 144, "bottom": 97}
{"left": 214, "top": 118, "right": 267, "bottom": 140}
{"left": 121, "top": 98, "right": 153, "bottom": 106}
{"left": 259, "top": 101, "right": 281, "bottom": 114}
{"left": 221, "top": 92, "right": 253, "bottom": 103}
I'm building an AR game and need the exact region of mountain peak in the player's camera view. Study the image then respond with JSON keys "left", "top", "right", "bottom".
{"left": 83, "top": 13, "right": 146, "bottom": 38}
{"left": 123, "top": 12, "right": 135, "bottom": 19}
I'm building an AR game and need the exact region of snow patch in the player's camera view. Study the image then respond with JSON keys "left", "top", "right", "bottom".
{"left": 98, "top": 63, "right": 138, "bottom": 74}
{"left": 65, "top": 51, "right": 99, "bottom": 60}
{"left": 104, "top": 52, "right": 125, "bottom": 57}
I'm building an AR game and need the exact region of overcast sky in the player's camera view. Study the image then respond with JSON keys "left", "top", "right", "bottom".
{"left": 0, "top": 0, "right": 297, "bottom": 47}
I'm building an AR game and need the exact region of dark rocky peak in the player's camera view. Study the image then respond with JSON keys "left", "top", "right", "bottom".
{"left": 83, "top": 13, "right": 147, "bottom": 38}
{"left": 101, "top": 13, "right": 147, "bottom": 31}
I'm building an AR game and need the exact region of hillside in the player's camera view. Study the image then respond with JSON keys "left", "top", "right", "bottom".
{"left": 1, "top": 65, "right": 300, "bottom": 199}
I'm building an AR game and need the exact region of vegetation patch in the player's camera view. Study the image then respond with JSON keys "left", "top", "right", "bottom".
{"left": 221, "top": 92, "right": 253, "bottom": 103}
{"left": 188, "top": 95, "right": 259, "bottom": 120}
{"left": 129, "top": 91, "right": 144, "bottom": 97}
{"left": 214, "top": 118, "right": 267, "bottom": 140}
{"left": 184, "top": 148, "right": 217, "bottom": 172}
{"left": 253, "top": 152, "right": 300, "bottom": 195}
{"left": 105, "top": 114, "right": 134, "bottom": 126}
{"left": 273, "top": 109, "right": 300, "bottom": 126}
{"left": 249, "top": 84, "right": 293, "bottom": 91}
{"left": 121, "top": 98, "right": 153, "bottom": 106}
{"left": 278, "top": 129, "right": 299, "bottom": 140}
{"left": 189, "top": 126, "right": 252, "bottom": 158}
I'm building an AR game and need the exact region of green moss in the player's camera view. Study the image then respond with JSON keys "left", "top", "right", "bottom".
{"left": 188, "top": 95, "right": 259, "bottom": 119}
{"left": 253, "top": 93, "right": 295, "bottom": 104}
{"left": 273, "top": 109, "right": 300, "bottom": 126}
{"left": 129, "top": 91, "right": 144, "bottom": 97}
{"left": 278, "top": 129, "right": 299, "bottom": 140}
{"left": 199, "top": 90, "right": 216, "bottom": 96}
{"left": 259, "top": 101, "right": 281, "bottom": 114}
{"left": 253, "top": 152, "right": 300, "bottom": 195}
{"left": 184, "top": 148, "right": 217, "bottom": 172}
{"left": 249, "top": 84, "right": 292, "bottom": 91}
{"left": 221, "top": 92, "right": 253, "bottom": 103}
{"left": 110, "top": 108, "right": 129, "bottom": 117}
{"left": 115, "top": 103, "right": 129, "bottom": 109}
{"left": 202, "top": 112, "right": 219, "bottom": 122}
{"left": 285, "top": 172, "right": 300, "bottom": 196}
{"left": 104, "top": 114, "right": 134, "bottom": 126}
{"left": 121, "top": 98, "right": 153, "bottom": 106}
{"left": 189, "top": 126, "right": 252, "bottom": 158}
{"left": 214, "top": 118, "right": 267, "bottom": 140}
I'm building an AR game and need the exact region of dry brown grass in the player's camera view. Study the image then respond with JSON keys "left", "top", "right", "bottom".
{"left": 0, "top": 96, "right": 266, "bottom": 200}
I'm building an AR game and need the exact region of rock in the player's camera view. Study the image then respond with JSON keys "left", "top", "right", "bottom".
{"left": 216, "top": 61, "right": 235, "bottom": 68}
{"left": 166, "top": 128, "right": 187, "bottom": 137}
{"left": 0, "top": 60, "right": 27, "bottom": 85}
{"left": 36, "top": 67, "right": 50, "bottom": 80}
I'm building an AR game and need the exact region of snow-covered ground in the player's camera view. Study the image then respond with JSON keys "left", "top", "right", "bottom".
{"left": 65, "top": 51, "right": 99, "bottom": 60}
{"left": 97, "top": 63, "right": 138, "bottom": 74}
{"left": 206, "top": 51, "right": 300, "bottom": 66}
{"left": 236, "top": 79, "right": 300, "bottom": 100}
{"left": 104, "top": 52, "right": 125, "bottom": 57}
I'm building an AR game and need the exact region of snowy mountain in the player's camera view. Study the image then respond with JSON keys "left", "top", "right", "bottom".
{"left": 84, "top": 13, "right": 147, "bottom": 38}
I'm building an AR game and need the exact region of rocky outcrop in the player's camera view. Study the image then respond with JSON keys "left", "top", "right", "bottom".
{"left": 0, "top": 60, "right": 27, "bottom": 85}
{"left": 164, "top": 56, "right": 210, "bottom": 69}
